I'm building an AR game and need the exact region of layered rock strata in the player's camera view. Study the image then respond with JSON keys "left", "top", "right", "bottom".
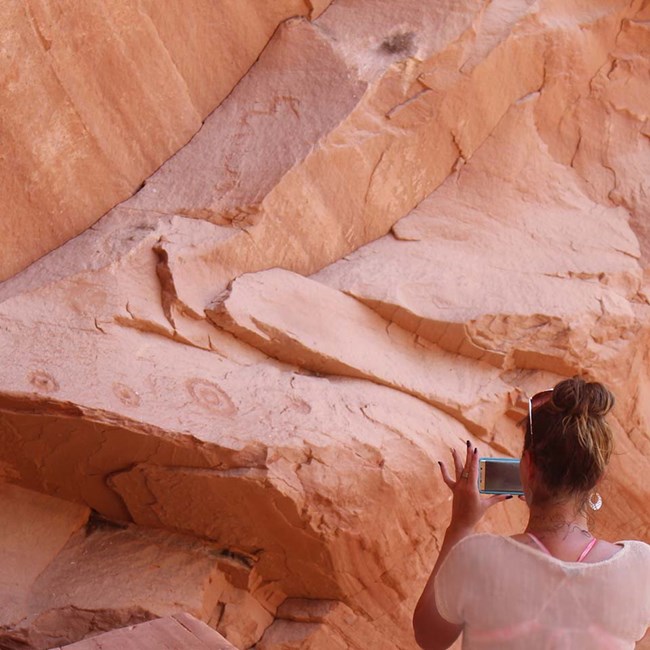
{"left": 0, "top": 0, "right": 649, "bottom": 648}
{"left": 0, "top": 0, "right": 333, "bottom": 281}
{"left": 0, "top": 484, "right": 276, "bottom": 648}
{"left": 55, "top": 614, "right": 236, "bottom": 649}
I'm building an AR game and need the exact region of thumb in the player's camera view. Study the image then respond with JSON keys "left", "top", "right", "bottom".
{"left": 486, "top": 494, "right": 514, "bottom": 508}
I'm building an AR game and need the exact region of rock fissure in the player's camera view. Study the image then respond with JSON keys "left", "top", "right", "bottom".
{"left": 1, "top": 2, "right": 649, "bottom": 647}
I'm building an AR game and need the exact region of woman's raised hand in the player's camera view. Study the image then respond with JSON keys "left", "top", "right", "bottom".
{"left": 438, "top": 441, "right": 511, "bottom": 532}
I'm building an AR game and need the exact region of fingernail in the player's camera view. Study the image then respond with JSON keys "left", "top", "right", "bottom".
{"left": 506, "top": 495, "right": 513, "bottom": 500}
{"left": 466, "top": 440, "right": 471, "bottom": 448}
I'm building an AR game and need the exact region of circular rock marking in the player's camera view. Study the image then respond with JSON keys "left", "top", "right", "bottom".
{"left": 28, "top": 370, "right": 60, "bottom": 393}
{"left": 112, "top": 382, "right": 141, "bottom": 407}
{"left": 186, "top": 378, "right": 237, "bottom": 416}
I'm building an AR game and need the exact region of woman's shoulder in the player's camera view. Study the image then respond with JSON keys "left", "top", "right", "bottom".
{"left": 450, "top": 534, "right": 650, "bottom": 567}
{"left": 603, "top": 541, "right": 650, "bottom": 591}
{"left": 444, "top": 533, "right": 514, "bottom": 560}
{"left": 615, "top": 539, "right": 650, "bottom": 560}
{"left": 616, "top": 539, "right": 650, "bottom": 549}
{"left": 440, "top": 534, "right": 537, "bottom": 577}
{"left": 437, "top": 534, "right": 501, "bottom": 571}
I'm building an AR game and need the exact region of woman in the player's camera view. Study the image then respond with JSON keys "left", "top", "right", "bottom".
{"left": 413, "top": 377, "right": 650, "bottom": 649}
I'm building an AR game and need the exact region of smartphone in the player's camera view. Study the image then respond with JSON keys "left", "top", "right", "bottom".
{"left": 479, "top": 458, "right": 523, "bottom": 495}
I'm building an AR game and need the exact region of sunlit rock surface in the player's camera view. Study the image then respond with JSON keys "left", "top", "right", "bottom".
{"left": 1, "top": 0, "right": 648, "bottom": 648}
{"left": 54, "top": 613, "right": 236, "bottom": 649}
{"left": 0, "top": 0, "right": 333, "bottom": 281}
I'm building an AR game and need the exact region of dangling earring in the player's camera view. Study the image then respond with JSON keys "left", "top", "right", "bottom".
{"left": 588, "top": 492, "right": 603, "bottom": 511}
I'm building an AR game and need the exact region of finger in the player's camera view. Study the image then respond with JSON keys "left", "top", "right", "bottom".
{"left": 464, "top": 439, "right": 473, "bottom": 471}
{"left": 468, "top": 446, "right": 479, "bottom": 483}
{"left": 438, "top": 461, "right": 456, "bottom": 489}
{"left": 484, "top": 494, "right": 514, "bottom": 508}
{"left": 451, "top": 447, "right": 464, "bottom": 479}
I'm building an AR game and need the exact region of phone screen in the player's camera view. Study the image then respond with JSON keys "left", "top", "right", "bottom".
{"left": 482, "top": 459, "right": 523, "bottom": 494}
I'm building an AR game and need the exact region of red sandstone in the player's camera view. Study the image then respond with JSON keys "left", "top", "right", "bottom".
{"left": 0, "top": 1, "right": 648, "bottom": 648}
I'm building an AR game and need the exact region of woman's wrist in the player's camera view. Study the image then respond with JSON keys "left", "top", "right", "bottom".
{"left": 440, "top": 522, "right": 475, "bottom": 557}
{"left": 446, "top": 521, "right": 475, "bottom": 538}
{"left": 426, "top": 524, "right": 474, "bottom": 579}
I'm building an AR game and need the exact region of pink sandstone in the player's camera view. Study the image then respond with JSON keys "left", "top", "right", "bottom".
{"left": 0, "top": 0, "right": 648, "bottom": 648}
{"left": 0, "top": 0, "right": 333, "bottom": 281}
{"left": 206, "top": 267, "right": 513, "bottom": 436}
{"left": 0, "top": 484, "right": 279, "bottom": 648}
{"left": 54, "top": 613, "right": 235, "bottom": 649}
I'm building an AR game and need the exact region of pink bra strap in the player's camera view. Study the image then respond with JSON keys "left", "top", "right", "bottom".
{"left": 577, "top": 537, "right": 598, "bottom": 562}
{"left": 526, "top": 532, "right": 551, "bottom": 555}
{"left": 527, "top": 533, "right": 598, "bottom": 562}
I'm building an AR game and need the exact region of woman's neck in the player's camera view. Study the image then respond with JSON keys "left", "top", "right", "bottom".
{"left": 525, "top": 500, "right": 590, "bottom": 539}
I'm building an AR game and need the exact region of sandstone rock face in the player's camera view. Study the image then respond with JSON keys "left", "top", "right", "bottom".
{"left": 0, "top": 484, "right": 278, "bottom": 648}
{"left": 0, "top": 0, "right": 333, "bottom": 282}
{"left": 1, "top": 1, "right": 649, "bottom": 649}
{"left": 55, "top": 613, "right": 236, "bottom": 649}
{"left": 0, "top": 483, "right": 89, "bottom": 632}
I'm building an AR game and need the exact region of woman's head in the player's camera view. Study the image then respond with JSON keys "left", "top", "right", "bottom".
{"left": 522, "top": 377, "right": 615, "bottom": 503}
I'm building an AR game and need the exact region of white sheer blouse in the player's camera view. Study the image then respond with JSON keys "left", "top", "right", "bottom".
{"left": 434, "top": 534, "right": 650, "bottom": 649}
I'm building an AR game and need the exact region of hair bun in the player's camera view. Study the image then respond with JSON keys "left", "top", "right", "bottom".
{"left": 527, "top": 376, "right": 614, "bottom": 497}
{"left": 552, "top": 377, "right": 614, "bottom": 418}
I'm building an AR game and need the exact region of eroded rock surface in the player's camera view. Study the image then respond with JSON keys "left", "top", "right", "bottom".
{"left": 0, "top": 0, "right": 333, "bottom": 281}
{"left": 55, "top": 613, "right": 236, "bottom": 649}
{"left": 1, "top": 0, "right": 649, "bottom": 648}
{"left": 0, "top": 484, "right": 279, "bottom": 648}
